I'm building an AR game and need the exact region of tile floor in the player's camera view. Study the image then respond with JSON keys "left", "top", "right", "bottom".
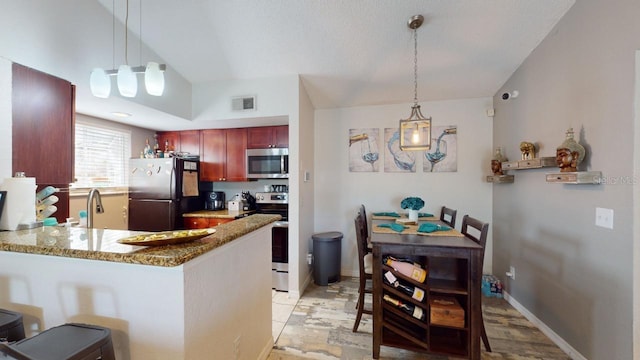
{"left": 272, "top": 289, "right": 299, "bottom": 341}
{"left": 269, "top": 277, "right": 571, "bottom": 360}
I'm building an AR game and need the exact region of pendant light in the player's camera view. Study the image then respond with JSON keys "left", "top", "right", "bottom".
{"left": 117, "top": 64, "right": 137, "bottom": 97}
{"left": 145, "top": 61, "right": 165, "bottom": 96}
{"left": 90, "top": 0, "right": 165, "bottom": 98}
{"left": 399, "top": 15, "right": 432, "bottom": 151}
{"left": 89, "top": 68, "right": 111, "bottom": 98}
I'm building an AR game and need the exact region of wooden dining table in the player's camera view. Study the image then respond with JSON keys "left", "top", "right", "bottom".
{"left": 370, "top": 215, "right": 483, "bottom": 360}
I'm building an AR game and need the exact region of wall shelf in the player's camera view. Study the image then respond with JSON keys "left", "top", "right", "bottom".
{"left": 545, "top": 171, "right": 602, "bottom": 184}
{"left": 502, "top": 156, "right": 556, "bottom": 170}
{"left": 486, "top": 175, "right": 514, "bottom": 183}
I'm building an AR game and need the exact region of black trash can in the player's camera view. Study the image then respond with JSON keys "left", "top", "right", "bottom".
{"left": 312, "top": 231, "right": 343, "bottom": 285}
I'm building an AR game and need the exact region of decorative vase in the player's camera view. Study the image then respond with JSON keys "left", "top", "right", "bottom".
{"left": 408, "top": 209, "right": 419, "bottom": 222}
{"left": 491, "top": 147, "right": 507, "bottom": 175}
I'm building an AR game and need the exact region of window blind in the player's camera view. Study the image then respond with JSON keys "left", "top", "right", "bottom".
{"left": 74, "top": 122, "right": 131, "bottom": 187}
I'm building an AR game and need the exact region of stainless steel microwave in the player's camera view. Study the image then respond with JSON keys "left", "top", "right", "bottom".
{"left": 246, "top": 148, "right": 289, "bottom": 179}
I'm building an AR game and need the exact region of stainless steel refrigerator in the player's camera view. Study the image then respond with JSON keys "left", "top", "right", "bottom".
{"left": 128, "top": 157, "right": 202, "bottom": 231}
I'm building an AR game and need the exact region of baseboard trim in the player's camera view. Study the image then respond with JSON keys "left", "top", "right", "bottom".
{"left": 258, "top": 337, "right": 275, "bottom": 360}
{"left": 289, "top": 271, "right": 313, "bottom": 300}
{"left": 503, "top": 291, "right": 587, "bottom": 360}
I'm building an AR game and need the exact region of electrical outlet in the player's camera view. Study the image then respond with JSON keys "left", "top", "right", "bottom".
{"left": 595, "top": 207, "right": 614, "bottom": 229}
{"left": 506, "top": 266, "right": 516, "bottom": 279}
{"left": 307, "top": 253, "right": 313, "bottom": 265}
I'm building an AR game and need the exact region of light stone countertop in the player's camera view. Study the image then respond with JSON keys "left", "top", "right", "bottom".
{"left": 0, "top": 214, "right": 280, "bottom": 267}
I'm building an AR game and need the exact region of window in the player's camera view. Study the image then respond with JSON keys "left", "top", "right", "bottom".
{"left": 74, "top": 121, "right": 131, "bottom": 187}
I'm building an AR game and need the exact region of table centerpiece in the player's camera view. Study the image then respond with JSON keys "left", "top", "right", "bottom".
{"left": 401, "top": 196, "right": 425, "bottom": 222}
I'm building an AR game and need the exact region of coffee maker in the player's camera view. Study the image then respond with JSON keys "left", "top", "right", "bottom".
{"left": 204, "top": 191, "right": 225, "bottom": 210}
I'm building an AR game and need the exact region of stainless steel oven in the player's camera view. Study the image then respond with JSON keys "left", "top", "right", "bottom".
{"left": 255, "top": 192, "right": 289, "bottom": 291}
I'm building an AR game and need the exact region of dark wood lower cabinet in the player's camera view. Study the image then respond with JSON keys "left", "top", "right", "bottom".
{"left": 183, "top": 217, "right": 233, "bottom": 229}
{"left": 371, "top": 226, "right": 483, "bottom": 360}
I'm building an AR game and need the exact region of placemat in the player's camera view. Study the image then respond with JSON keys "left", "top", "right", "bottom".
{"left": 372, "top": 213, "right": 438, "bottom": 221}
{"left": 373, "top": 223, "right": 464, "bottom": 237}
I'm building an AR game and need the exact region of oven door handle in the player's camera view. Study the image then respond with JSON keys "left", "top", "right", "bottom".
{"left": 272, "top": 221, "right": 288, "bottom": 228}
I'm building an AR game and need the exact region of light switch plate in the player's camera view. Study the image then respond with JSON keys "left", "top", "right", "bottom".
{"left": 595, "top": 207, "right": 614, "bottom": 229}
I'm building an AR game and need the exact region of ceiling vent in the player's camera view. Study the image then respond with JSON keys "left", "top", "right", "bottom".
{"left": 232, "top": 95, "right": 257, "bottom": 111}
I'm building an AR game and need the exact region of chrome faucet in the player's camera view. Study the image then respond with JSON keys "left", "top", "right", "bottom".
{"left": 87, "top": 188, "right": 105, "bottom": 228}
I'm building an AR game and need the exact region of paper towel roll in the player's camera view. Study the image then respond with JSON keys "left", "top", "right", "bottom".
{"left": 0, "top": 177, "right": 37, "bottom": 230}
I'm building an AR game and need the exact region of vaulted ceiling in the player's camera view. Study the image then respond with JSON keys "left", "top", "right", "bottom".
{"left": 89, "top": 0, "right": 574, "bottom": 127}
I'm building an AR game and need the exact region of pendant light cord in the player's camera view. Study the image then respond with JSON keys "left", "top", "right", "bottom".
{"left": 124, "top": 0, "right": 129, "bottom": 65}
{"left": 413, "top": 27, "right": 418, "bottom": 107}
{"left": 112, "top": 0, "right": 115, "bottom": 69}
{"left": 140, "top": 0, "right": 143, "bottom": 66}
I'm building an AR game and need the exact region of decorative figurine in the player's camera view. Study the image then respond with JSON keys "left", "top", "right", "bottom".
{"left": 556, "top": 128, "right": 585, "bottom": 172}
{"left": 519, "top": 141, "right": 536, "bottom": 160}
{"left": 491, "top": 147, "right": 507, "bottom": 176}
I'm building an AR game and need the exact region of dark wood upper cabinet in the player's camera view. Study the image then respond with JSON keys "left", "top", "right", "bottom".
{"left": 157, "top": 131, "right": 180, "bottom": 153}
{"left": 224, "top": 128, "right": 248, "bottom": 182}
{"left": 12, "top": 63, "right": 75, "bottom": 222}
{"left": 180, "top": 130, "right": 201, "bottom": 156}
{"left": 157, "top": 130, "right": 200, "bottom": 156}
{"left": 274, "top": 125, "right": 289, "bottom": 148}
{"left": 247, "top": 125, "right": 288, "bottom": 149}
{"left": 200, "top": 129, "right": 226, "bottom": 182}
{"left": 200, "top": 128, "right": 248, "bottom": 182}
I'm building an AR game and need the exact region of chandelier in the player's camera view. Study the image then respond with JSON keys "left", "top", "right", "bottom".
{"left": 90, "top": 0, "right": 166, "bottom": 98}
{"left": 399, "top": 15, "right": 431, "bottom": 151}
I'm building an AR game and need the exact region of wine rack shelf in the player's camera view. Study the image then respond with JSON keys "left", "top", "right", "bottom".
{"left": 371, "top": 231, "right": 483, "bottom": 360}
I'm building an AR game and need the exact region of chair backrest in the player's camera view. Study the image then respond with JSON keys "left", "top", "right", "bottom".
{"left": 460, "top": 215, "right": 489, "bottom": 262}
{"left": 354, "top": 214, "right": 369, "bottom": 274}
{"left": 358, "top": 204, "right": 368, "bottom": 239}
{"left": 440, "top": 206, "right": 457, "bottom": 228}
{"left": 460, "top": 215, "right": 489, "bottom": 277}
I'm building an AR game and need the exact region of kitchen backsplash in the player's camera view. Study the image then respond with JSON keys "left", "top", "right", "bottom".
{"left": 200, "top": 179, "right": 289, "bottom": 200}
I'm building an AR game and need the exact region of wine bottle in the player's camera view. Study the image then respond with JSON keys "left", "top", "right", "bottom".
{"left": 383, "top": 270, "right": 425, "bottom": 301}
{"left": 383, "top": 256, "right": 427, "bottom": 283}
{"left": 383, "top": 294, "right": 425, "bottom": 320}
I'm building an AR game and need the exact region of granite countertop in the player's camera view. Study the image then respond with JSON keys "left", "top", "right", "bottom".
{"left": 183, "top": 209, "right": 256, "bottom": 219}
{"left": 0, "top": 214, "right": 280, "bottom": 267}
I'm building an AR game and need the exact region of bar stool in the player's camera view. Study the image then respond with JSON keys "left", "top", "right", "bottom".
{"left": 0, "top": 309, "right": 25, "bottom": 343}
{"left": 0, "top": 323, "right": 115, "bottom": 360}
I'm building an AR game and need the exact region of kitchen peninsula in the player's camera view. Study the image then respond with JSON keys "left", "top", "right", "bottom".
{"left": 183, "top": 209, "right": 255, "bottom": 229}
{"left": 0, "top": 214, "right": 279, "bottom": 360}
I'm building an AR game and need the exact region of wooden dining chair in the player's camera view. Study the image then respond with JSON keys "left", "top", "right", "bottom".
{"left": 440, "top": 206, "right": 458, "bottom": 228}
{"left": 358, "top": 204, "right": 369, "bottom": 239}
{"left": 460, "top": 214, "right": 491, "bottom": 352}
{"left": 358, "top": 204, "right": 372, "bottom": 252}
{"left": 352, "top": 212, "right": 373, "bottom": 332}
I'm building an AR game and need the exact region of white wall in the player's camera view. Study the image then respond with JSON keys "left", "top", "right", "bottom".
{"left": 296, "top": 78, "right": 316, "bottom": 291}
{"left": 192, "top": 76, "right": 295, "bottom": 127}
{"left": 314, "top": 97, "right": 494, "bottom": 277}
{"left": 493, "top": 1, "right": 639, "bottom": 358}
{"left": 634, "top": 50, "right": 640, "bottom": 360}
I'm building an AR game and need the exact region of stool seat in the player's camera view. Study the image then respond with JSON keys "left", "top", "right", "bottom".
{"left": 0, "top": 323, "right": 114, "bottom": 360}
{"left": 0, "top": 309, "right": 25, "bottom": 343}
